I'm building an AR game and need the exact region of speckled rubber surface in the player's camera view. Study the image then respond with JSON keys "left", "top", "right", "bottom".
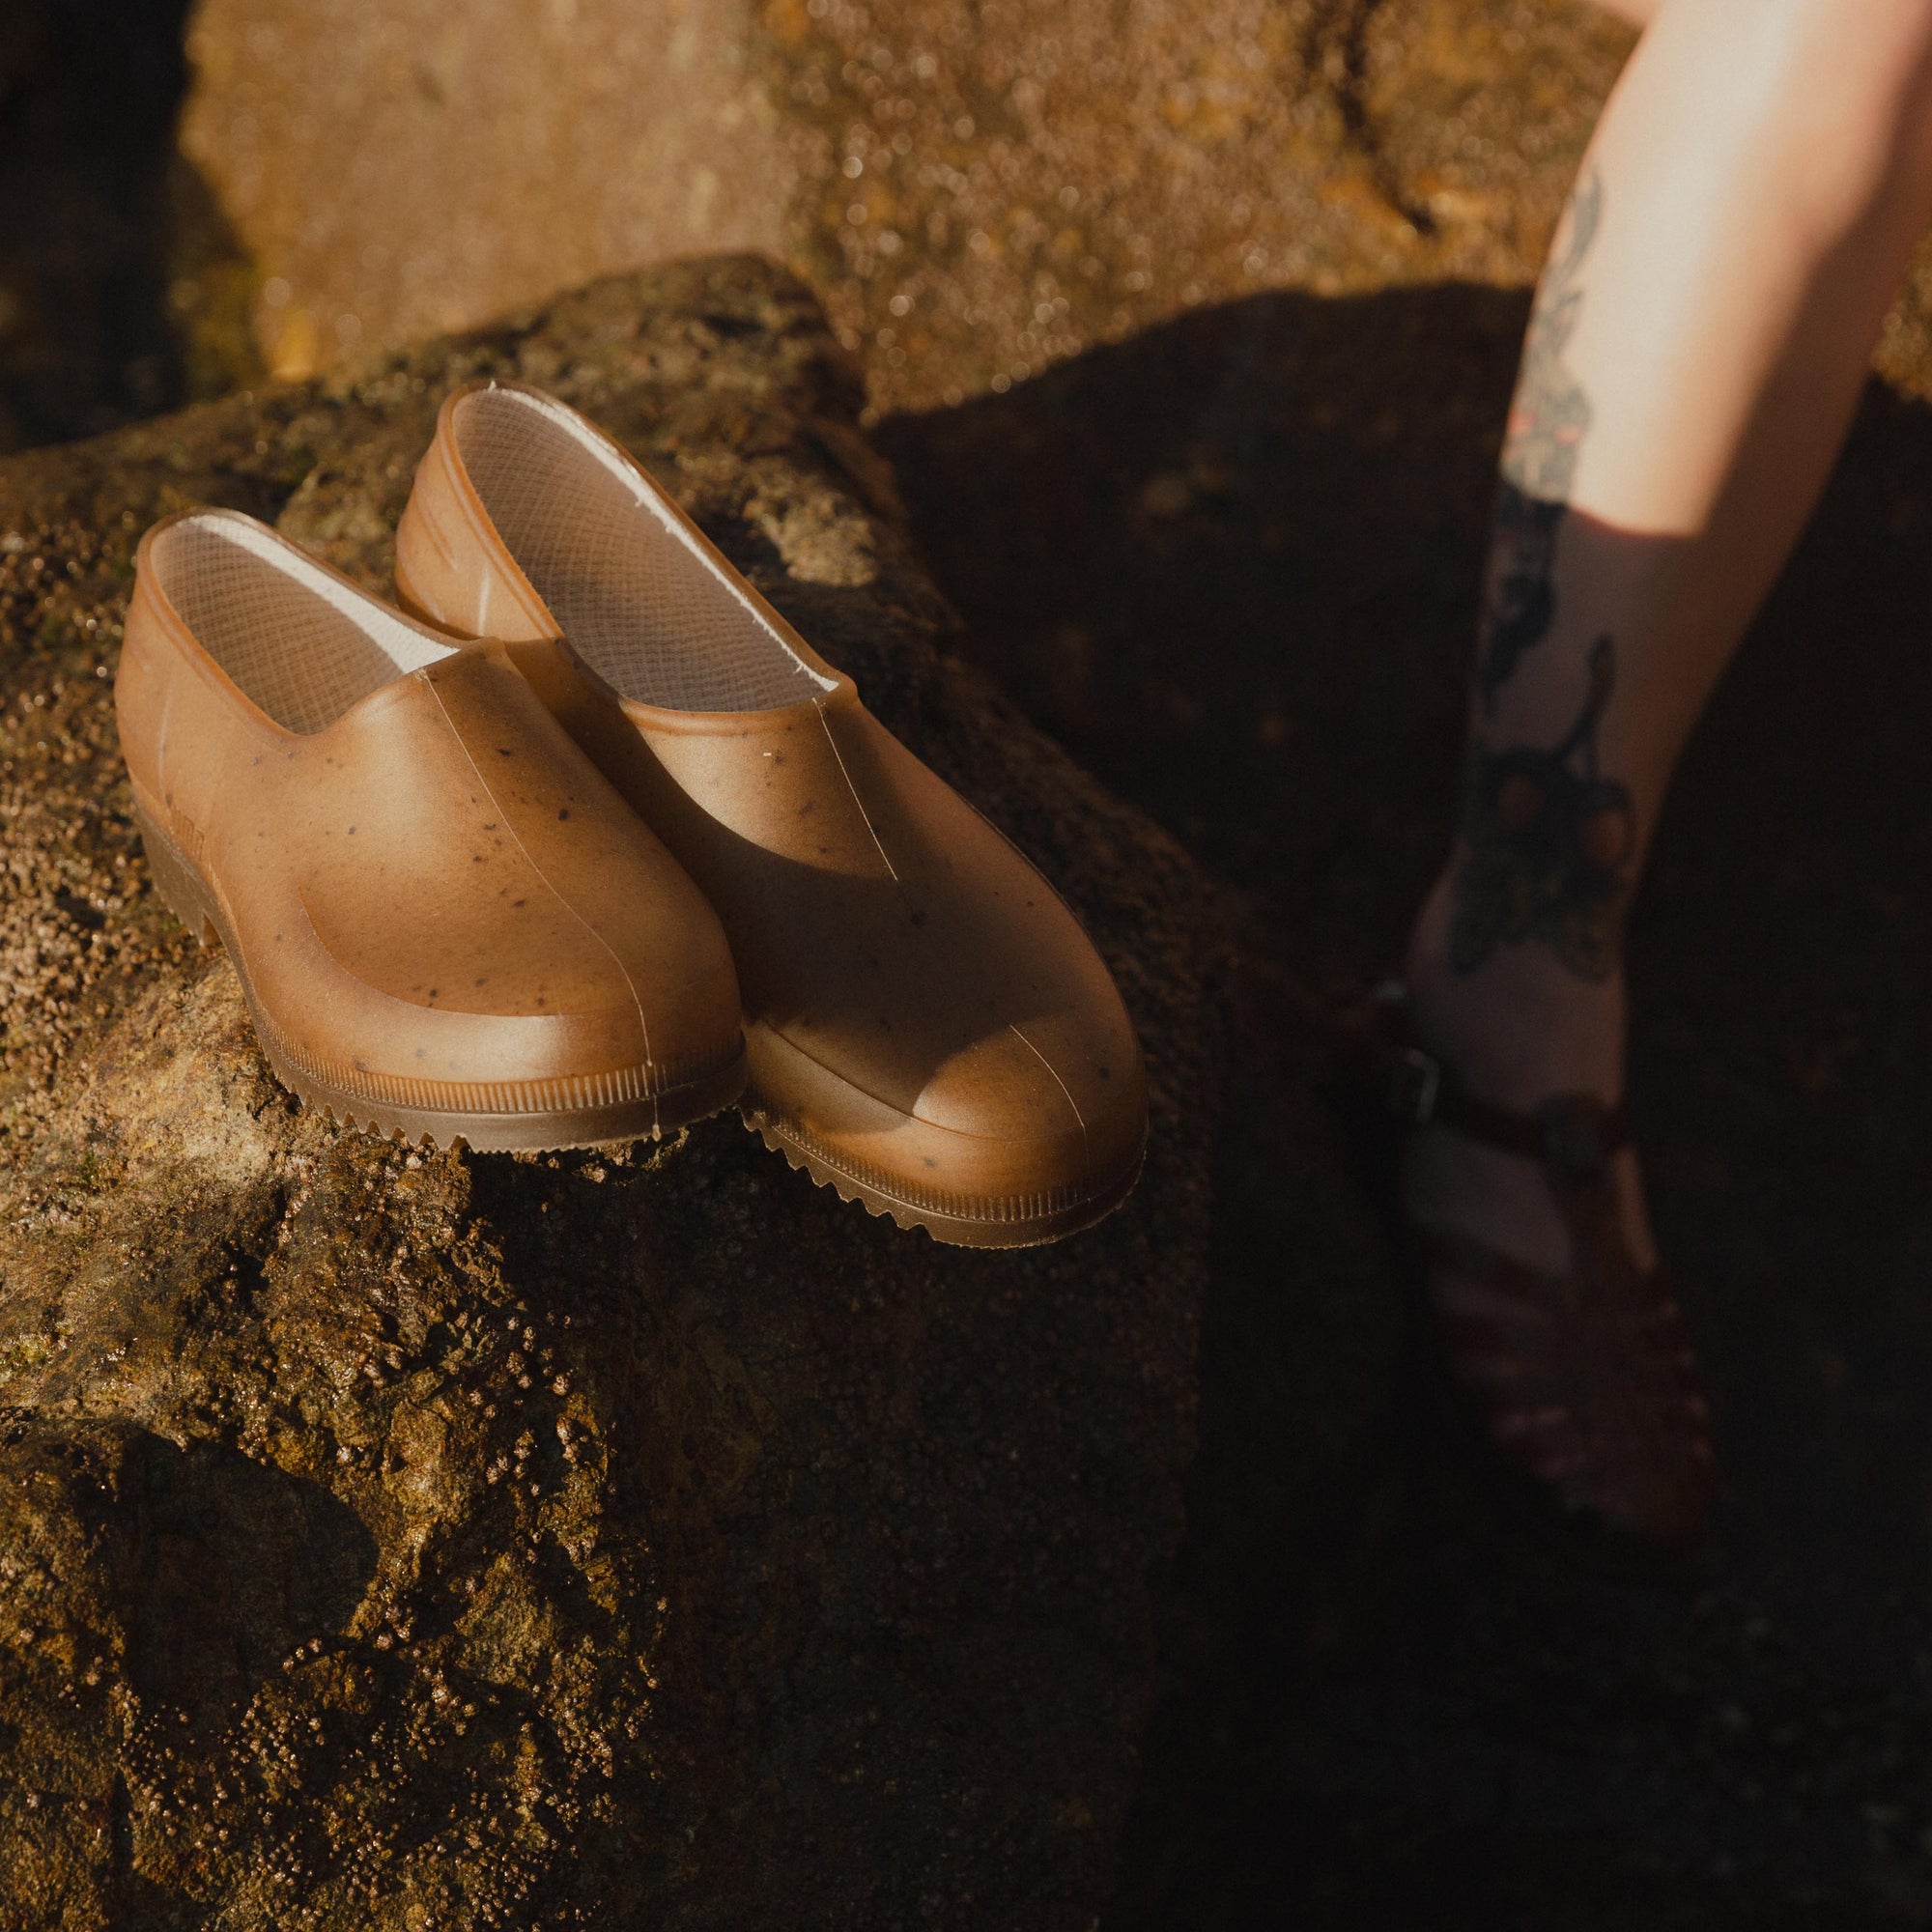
{"left": 134, "top": 796, "right": 744, "bottom": 1152}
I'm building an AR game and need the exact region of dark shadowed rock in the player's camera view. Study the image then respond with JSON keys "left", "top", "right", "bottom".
{"left": 0, "top": 255, "right": 1223, "bottom": 1930}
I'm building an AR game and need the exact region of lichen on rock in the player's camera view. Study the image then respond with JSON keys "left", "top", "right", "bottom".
{"left": 0, "top": 256, "right": 1222, "bottom": 1929}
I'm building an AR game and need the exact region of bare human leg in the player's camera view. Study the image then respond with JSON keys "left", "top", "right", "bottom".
{"left": 1398, "top": 0, "right": 1932, "bottom": 1531}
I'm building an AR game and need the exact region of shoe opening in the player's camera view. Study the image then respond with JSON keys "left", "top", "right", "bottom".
{"left": 151, "top": 512, "right": 455, "bottom": 733}
{"left": 451, "top": 384, "right": 837, "bottom": 714}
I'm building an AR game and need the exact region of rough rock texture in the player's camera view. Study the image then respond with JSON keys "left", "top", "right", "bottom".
{"left": 174, "top": 0, "right": 1932, "bottom": 437}
{"left": 0, "top": 256, "right": 1222, "bottom": 1929}
{"left": 175, "top": 0, "right": 1638, "bottom": 409}
{"left": 179, "top": 0, "right": 789, "bottom": 384}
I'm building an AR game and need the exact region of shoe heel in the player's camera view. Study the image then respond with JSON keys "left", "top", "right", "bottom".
{"left": 131, "top": 798, "right": 219, "bottom": 948}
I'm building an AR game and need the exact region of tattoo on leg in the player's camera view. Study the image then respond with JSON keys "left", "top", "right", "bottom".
{"left": 1449, "top": 636, "right": 1635, "bottom": 982}
{"left": 1449, "top": 168, "right": 1632, "bottom": 980}
{"left": 1477, "top": 168, "right": 1603, "bottom": 708}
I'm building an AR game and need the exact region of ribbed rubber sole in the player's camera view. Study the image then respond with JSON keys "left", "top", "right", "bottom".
{"left": 133, "top": 797, "right": 745, "bottom": 1152}
{"left": 741, "top": 1096, "right": 1145, "bottom": 1249}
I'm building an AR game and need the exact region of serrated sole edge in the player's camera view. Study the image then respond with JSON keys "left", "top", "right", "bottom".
{"left": 740, "top": 1104, "right": 1143, "bottom": 1250}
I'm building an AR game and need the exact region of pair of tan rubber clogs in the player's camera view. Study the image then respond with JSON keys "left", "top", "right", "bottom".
{"left": 115, "top": 383, "right": 1148, "bottom": 1247}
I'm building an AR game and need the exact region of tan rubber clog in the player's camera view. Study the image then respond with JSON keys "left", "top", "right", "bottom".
{"left": 116, "top": 508, "right": 746, "bottom": 1151}
{"left": 396, "top": 382, "right": 1148, "bottom": 1244}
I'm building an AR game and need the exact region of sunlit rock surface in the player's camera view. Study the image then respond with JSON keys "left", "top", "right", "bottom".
{"left": 179, "top": 0, "right": 1639, "bottom": 411}
{"left": 179, "top": 0, "right": 792, "bottom": 381}
{"left": 0, "top": 257, "right": 1222, "bottom": 1929}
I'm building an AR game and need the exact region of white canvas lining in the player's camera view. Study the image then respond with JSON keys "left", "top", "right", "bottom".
{"left": 452, "top": 384, "right": 835, "bottom": 714}
{"left": 152, "top": 512, "right": 453, "bottom": 734}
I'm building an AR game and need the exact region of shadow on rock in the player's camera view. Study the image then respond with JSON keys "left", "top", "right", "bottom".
{"left": 876, "top": 282, "right": 1529, "bottom": 939}
{"left": 886, "top": 286, "right": 1932, "bottom": 1927}
{"left": 125, "top": 1434, "right": 377, "bottom": 1738}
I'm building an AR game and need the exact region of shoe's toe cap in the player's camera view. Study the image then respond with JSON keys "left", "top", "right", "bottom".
{"left": 911, "top": 1009, "right": 1148, "bottom": 1190}
{"left": 750, "top": 999, "right": 1147, "bottom": 1238}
